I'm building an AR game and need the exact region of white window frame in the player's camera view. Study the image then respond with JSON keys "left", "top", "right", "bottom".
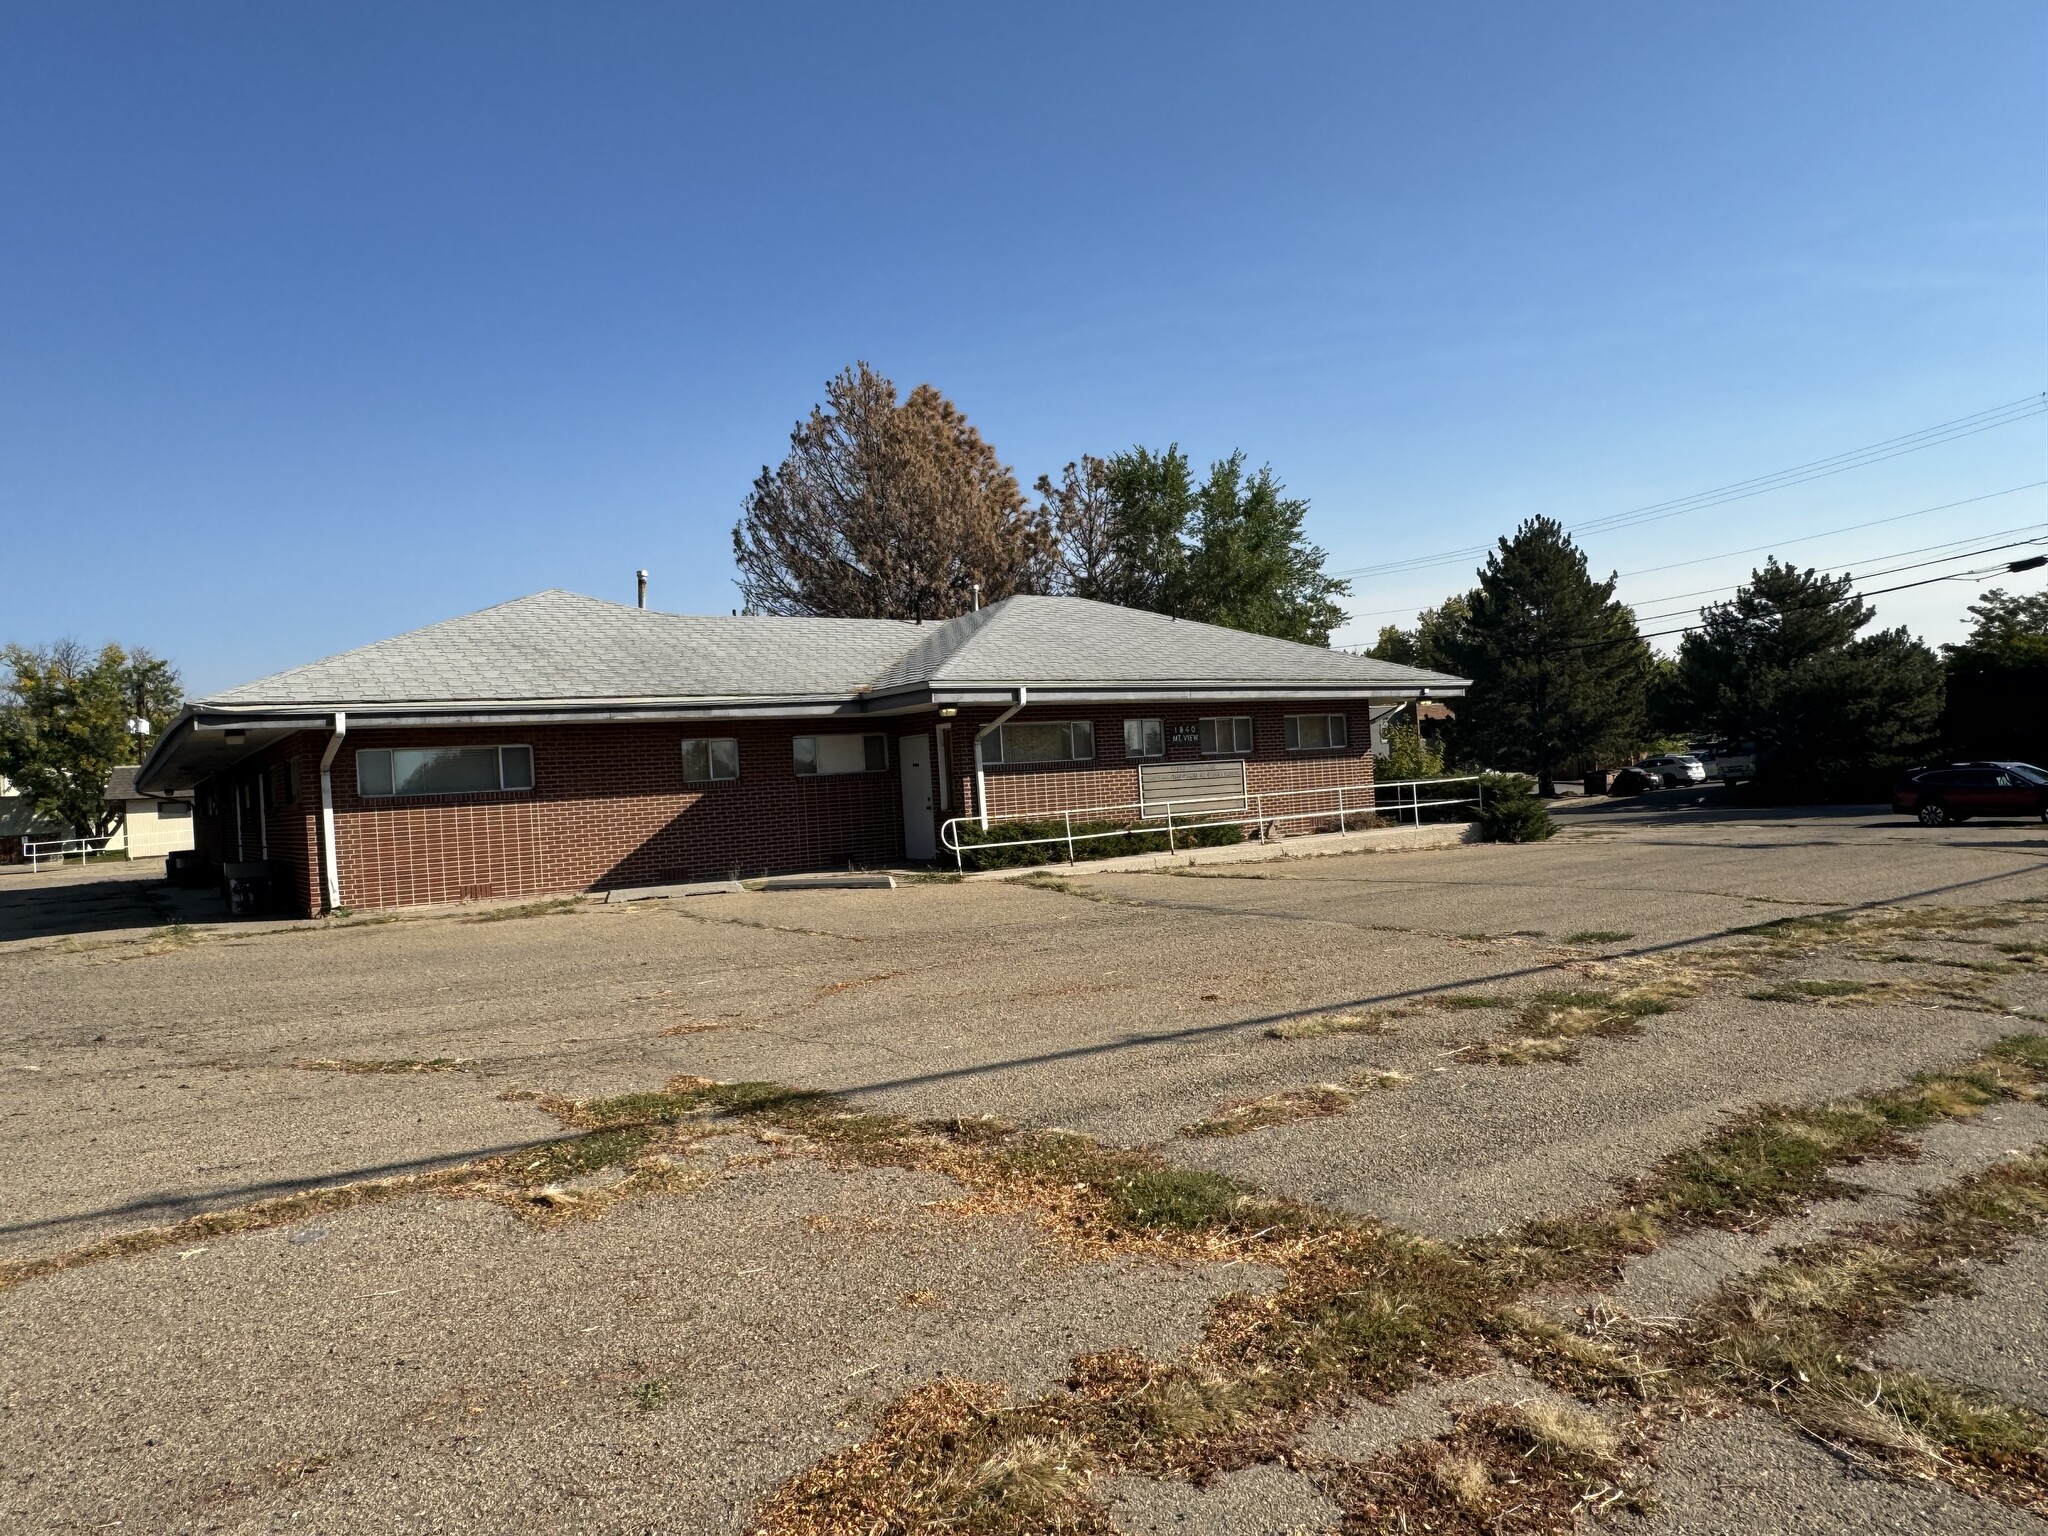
{"left": 1198, "top": 716, "right": 1254, "bottom": 755}
{"left": 355, "top": 745, "right": 534, "bottom": 798}
{"left": 793, "top": 733, "right": 889, "bottom": 776}
{"left": 1283, "top": 714, "right": 1349, "bottom": 752}
{"left": 681, "top": 737, "right": 740, "bottom": 785}
{"left": 981, "top": 720, "right": 1095, "bottom": 766}
{"left": 1123, "top": 718, "right": 1164, "bottom": 759}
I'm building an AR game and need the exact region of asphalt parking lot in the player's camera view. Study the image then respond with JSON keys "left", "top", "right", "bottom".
{"left": 3, "top": 799, "right": 2047, "bottom": 1533}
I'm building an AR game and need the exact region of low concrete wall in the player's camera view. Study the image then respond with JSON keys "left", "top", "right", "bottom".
{"left": 961, "top": 820, "right": 1481, "bottom": 881}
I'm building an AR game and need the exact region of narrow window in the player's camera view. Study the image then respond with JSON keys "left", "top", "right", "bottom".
{"left": 682, "top": 738, "right": 740, "bottom": 784}
{"left": 1284, "top": 714, "right": 1349, "bottom": 751}
{"left": 1123, "top": 719, "right": 1164, "bottom": 759}
{"left": 354, "top": 745, "right": 534, "bottom": 797}
{"left": 1199, "top": 717, "right": 1253, "bottom": 754}
{"left": 993, "top": 720, "right": 1095, "bottom": 763}
{"left": 793, "top": 734, "right": 889, "bottom": 775}
{"left": 499, "top": 745, "right": 535, "bottom": 791}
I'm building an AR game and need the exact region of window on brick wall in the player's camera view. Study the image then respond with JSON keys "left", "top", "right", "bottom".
{"left": 356, "top": 745, "right": 534, "bottom": 797}
{"left": 1283, "top": 714, "right": 1348, "bottom": 751}
{"left": 983, "top": 720, "right": 1094, "bottom": 765}
{"left": 1198, "top": 717, "right": 1253, "bottom": 754}
{"left": 1123, "top": 719, "right": 1164, "bottom": 759}
{"left": 793, "top": 733, "right": 888, "bottom": 775}
{"left": 682, "top": 738, "right": 740, "bottom": 784}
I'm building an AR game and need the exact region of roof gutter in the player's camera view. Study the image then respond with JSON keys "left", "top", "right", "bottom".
{"left": 317, "top": 713, "right": 346, "bottom": 913}
{"left": 972, "top": 688, "right": 1027, "bottom": 831}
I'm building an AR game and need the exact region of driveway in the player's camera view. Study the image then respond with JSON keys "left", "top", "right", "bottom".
{"left": 3, "top": 806, "right": 2046, "bottom": 1533}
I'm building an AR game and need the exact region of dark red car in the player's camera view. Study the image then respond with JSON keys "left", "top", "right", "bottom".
{"left": 1893, "top": 762, "right": 2048, "bottom": 826}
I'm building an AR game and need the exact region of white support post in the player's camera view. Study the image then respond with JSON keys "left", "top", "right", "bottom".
{"left": 318, "top": 712, "right": 347, "bottom": 913}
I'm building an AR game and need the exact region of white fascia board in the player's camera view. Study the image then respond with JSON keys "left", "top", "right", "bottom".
{"left": 922, "top": 685, "right": 1464, "bottom": 705}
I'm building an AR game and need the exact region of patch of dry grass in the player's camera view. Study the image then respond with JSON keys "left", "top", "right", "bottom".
{"left": 1472, "top": 1035, "right": 2048, "bottom": 1292}
{"left": 1456, "top": 981, "right": 1693, "bottom": 1066}
{"left": 464, "top": 897, "right": 585, "bottom": 922}
{"left": 1179, "top": 1071, "right": 1405, "bottom": 1139}
{"left": 287, "top": 1057, "right": 471, "bottom": 1074}
{"left": 1677, "top": 1147, "right": 2048, "bottom": 1505}
{"left": 1264, "top": 1008, "right": 1404, "bottom": 1040}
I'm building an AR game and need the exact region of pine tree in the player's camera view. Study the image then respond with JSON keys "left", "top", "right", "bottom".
{"left": 733, "top": 362, "right": 1052, "bottom": 619}
{"left": 1439, "top": 518, "right": 1648, "bottom": 795}
{"left": 1674, "top": 559, "right": 1942, "bottom": 794}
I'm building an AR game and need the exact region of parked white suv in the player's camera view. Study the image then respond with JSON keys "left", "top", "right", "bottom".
{"left": 1694, "top": 741, "right": 1758, "bottom": 786}
{"left": 1637, "top": 754, "right": 1708, "bottom": 788}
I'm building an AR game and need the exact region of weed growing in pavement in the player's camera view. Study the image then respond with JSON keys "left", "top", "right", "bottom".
{"left": 1432, "top": 993, "right": 1513, "bottom": 1010}
{"left": 1667, "top": 1149, "right": 2048, "bottom": 1505}
{"left": 1264, "top": 1008, "right": 1405, "bottom": 1040}
{"left": 1469, "top": 1036, "right": 2048, "bottom": 1293}
{"left": 1012, "top": 872, "right": 1146, "bottom": 906}
{"left": 11, "top": 1030, "right": 2048, "bottom": 1529}
{"left": 1179, "top": 1072, "right": 1405, "bottom": 1139}
{"left": 466, "top": 897, "right": 584, "bottom": 922}
{"left": 1748, "top": 974, "right": 2003, "bottom": 1009}
{"left": 633, "top": 1380, "right": 668, "bottom": 1412}
{"left": 1456, "top": 984, "right": 1687, "bottom": 1066}
{"left": 1565, "top": 930, "right": 1634, "bottom": 945}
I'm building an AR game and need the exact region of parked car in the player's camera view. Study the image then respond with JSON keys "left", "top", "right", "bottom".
{"left": 1694, "top": 740, "right": 1758, "bottom": 785}
{"left": 1607, "top": 765, "right": 1665, "bottom": 796}
{"left": 1637, "top": 753, "right": 1707, "bottom": 788}
{"left": 1893, "top": 763, "right": 2048, "bottom": 826}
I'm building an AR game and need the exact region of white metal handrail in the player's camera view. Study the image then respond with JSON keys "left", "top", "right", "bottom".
{"left": 23, "top": 835, "right": 114, "bottom": 871}
{"left": 939, "top": 774, "right": 1486, "bottom": 868}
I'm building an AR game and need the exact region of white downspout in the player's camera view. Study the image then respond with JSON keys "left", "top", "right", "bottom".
{"left": 973, "top": 687, "right": 1027, "bottom": 830}
{"left": 318, "top": 712, "right": 347, "bottom": 912}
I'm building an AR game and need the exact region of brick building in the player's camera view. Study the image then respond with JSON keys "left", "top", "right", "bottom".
{"left": 135, "top": 590, "right": 1465, "bottom": 915}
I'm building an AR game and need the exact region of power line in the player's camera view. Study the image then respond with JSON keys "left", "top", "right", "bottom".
{"left": 1343, "top": 494, "right": 2048, "bottom": 626}
{"left": 1622, "top": 522, "right": 2048, "bottom": 617}
{"left": 1548, "top": 553, "right": 2048, "bottom": 655}
{"left": 1330, "top": 393, "right": 2048, "bottom": 581}
{"left": 1610, "top": 479, "right": 2048, "bottom": 582}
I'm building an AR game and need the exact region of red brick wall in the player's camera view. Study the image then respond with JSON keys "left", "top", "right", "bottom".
{"left": 942, "top": 703, "right": 1376, "bottom": 829}
{"left": 326, "top": 720, "right": 909, "bottom": 912}
{"left": 188, "top": 703, "right": 1384, "bottom": 915}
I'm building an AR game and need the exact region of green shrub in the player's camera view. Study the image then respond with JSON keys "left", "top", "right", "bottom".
{"left": 953, "top": 816, "right": 1243, "bottom": 871}
{"left": 1474, "top": 772, "right": 1555, "bottom": 843}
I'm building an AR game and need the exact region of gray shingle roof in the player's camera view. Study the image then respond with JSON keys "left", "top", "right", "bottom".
{"left": 200, "top": 589, "right": 1463, "bottom": 710}
{"left": 204, "top": 591, "right": 923, "bottom": 706}
{"left": 868, "top": 595, "right": 1460, "bottom": 692}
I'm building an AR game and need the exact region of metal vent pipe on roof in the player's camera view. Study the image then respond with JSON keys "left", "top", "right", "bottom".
{"left": 636, "top": 570, "right": 648, "bottom": 609}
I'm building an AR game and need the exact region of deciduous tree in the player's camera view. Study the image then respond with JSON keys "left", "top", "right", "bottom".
{"left": 733, "top": 362, "right": 1052, "bottom": 619}
{"left": 0, "top": 641, "right": 182, "bottom": 838}
{"left": 1181, "top": 454, "right": 1349, "bottom": 646}
{"left": 1040, "top": 446, "right": 1194, "bottom": 614}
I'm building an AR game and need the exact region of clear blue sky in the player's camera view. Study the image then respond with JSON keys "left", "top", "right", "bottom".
{"left": 3, "top": 2, "right": 2043, "bottom": 695}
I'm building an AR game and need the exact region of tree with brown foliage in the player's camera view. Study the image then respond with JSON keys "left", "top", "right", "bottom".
{"left": 733, "top": 363, "right": 1052, "bottom": 619}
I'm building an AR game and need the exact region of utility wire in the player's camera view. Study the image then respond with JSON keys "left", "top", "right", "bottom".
{"left": 1545, "top": 554, "right": 2048, "bottom": 655}
{"left": 1330, "top": 393, "right": 2048, "bottom": 581}
{"left": 1344, "top": 492, "right": 2048, "bottom": 625}
{"left": 1624, "top": 529, "right": 2048, "bottom": 624}
{"left": 1611, "top": 479, "right": 2048, "bottom": 581}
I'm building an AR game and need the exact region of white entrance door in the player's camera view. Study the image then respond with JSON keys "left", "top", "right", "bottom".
{"left": 899, "top": 733, "right": 936, "bottom": 861}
